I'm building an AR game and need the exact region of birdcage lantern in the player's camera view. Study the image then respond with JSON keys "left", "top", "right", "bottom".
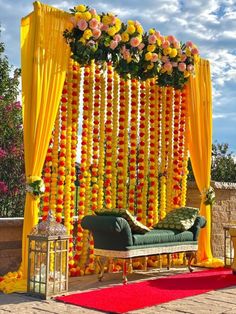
{"left": 27, "top": 211, "right": 69, "bottom": 299}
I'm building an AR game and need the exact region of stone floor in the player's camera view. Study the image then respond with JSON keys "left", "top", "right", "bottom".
{"left": 1, "top": 267, "right": 236, "bottom": 314}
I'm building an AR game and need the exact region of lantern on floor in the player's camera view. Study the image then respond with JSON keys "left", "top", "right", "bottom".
{"left": 27, "top": 211, "right": 69, "bottom": 299}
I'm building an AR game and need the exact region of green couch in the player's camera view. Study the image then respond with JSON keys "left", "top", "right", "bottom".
{"left": 81, "top": 215, "right": 206, "bottom": 283}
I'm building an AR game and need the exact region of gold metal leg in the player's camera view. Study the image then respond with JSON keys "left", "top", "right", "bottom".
{"left": 122, "top": 259, "right": 128, "bottom": 284}
{"left": 186, "top": 251, "right": 197, "bottom": 272}
{"left": 97, "top": 256, "right": 108, "bottom": 281}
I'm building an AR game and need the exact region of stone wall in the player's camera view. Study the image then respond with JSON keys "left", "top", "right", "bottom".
{"left": 186, "top": 181, "right": 236, "bottom": 259}
{"left": 0, "top": 218, "right": 23, "bottom": 276}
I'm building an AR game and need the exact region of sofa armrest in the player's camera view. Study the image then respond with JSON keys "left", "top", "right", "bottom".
{"left": 81, "top": 215, "right": 133, "bottom": 249}
{"left": 188, "top": 216, "right": 207, "bottom": 241}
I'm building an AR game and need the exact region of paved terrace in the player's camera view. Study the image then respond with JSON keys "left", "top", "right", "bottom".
{"left": 1, "top": 267, "right": 236, "bottom": 314}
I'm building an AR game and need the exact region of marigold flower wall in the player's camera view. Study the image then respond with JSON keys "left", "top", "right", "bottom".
{"left": 42, "top": 59, "right": 190, "bottom": 276}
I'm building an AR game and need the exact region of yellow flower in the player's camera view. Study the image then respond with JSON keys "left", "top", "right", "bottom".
{"left": 169, "top": 48, "right": 178, "bottom": 58}
{"left": 107, "top": 26, "right": 117, "bottom": 36}
{"left": 79, "top": 38, "right": 86, "bottom": 44}
{"left": 156, "top": 38, "right": 162, "bottom": 46}
{"left": 137, "top": 24, "right": 143, "bottom": 34}
{"left": 127, "top": 24, "right": 136, "bottom": 34}
{"left": 121, "top": 32, "right": 129, "bottom": 42}
{"left": 149, "top": 28, "right": 155, "bottom": 35}
{"left": 147, "top": 63, "right": 154, "bottom": 70}
{"left": 145, "top": 52, "right": 153, "bottom": 61}
{"left": 163, "top": 47, "right": 172, "bottom": 55}
{"left": 186, "top": 48, "right": 191, "bottom": 57}
{"left": 127, "top": 20, "right": 135, "bottom": 25}
{"left": 102, "top": 15, "right": 112, "bottom": 25}
{"left": 83, "top": 29, "right": 92, "bottom": 40}
{"left": 184, "top": 70, "right": 190, "bottom": 78}
{"left": 75, "top": 4, "right": 86, "bottom": 12}
{"left": 147, "top": 45, "right": 156, "bottom": 52}
{"left": 75, "top": 12, "right": 82, "bottom": 19}
{"left": 82, "top": 11, "right": 92, "bottom": 21}
{"left": 115, "top": 18, "right": 122, "bottom": 29}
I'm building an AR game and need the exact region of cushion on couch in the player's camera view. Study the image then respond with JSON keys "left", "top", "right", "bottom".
{"left": 153, "top": 207, "right": 199, "bottom": 231}
{"left": 95, "top": 209, "right": 150, "bottom": 234}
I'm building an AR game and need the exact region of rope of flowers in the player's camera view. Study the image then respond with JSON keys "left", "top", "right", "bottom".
{"left": 97, "top": 71, "right": 106, "bottom": 210}
{"left": 147, "top": 79, "right": 156, "bottom": 227}
{"left": 165, "top": 86, "right": 174, "bottom": 212}
{"left": 117, "top": 78, "right": 126, "bottom": 208}
{"left": 111, "top": 70, "right": 119, "bottom": 208}
{"left": 172, "top": 89, "right": 181, "bottom": 207}
{"left": 128, "top": 79, "right": 139, "bottom": 215}
{"left": 160, "top": 87, "right": 167, "bottom": 219}
{"left": 122, "top": 79, "right": 130, "bottom": 209}
{"left": 41, "top": 144, "right": 52, "bottom": 220}
{"left": 104, "top": 62, "right": 113, "bottom": 209}
{"left": 136, "top": 82, "right": 146, "bottom": 222}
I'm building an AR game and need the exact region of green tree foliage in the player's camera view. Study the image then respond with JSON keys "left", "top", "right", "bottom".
{"left": 188, "top": 142, "right": 236, "bottom": 183}
{"left": 0, "top": 39, "right": 25, "bottom": 217}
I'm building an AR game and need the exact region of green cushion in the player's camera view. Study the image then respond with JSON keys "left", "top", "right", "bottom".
{"left": 95, "top": 209, "right": 150, "bottom": 234}
{"left": 153, "top": 207, "right": 199, "bottom": 231}
{"left": 132, "top": 229, "right": 194, "bottom": 246}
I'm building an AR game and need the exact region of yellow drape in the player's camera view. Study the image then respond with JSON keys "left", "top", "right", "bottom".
{"left": 188, "top": 59, "right": 223, "bottom": 267}
{"left": 0, "top": 2, "right": 71, "bottom": 293}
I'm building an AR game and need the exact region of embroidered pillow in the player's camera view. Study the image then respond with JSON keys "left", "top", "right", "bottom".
{"left": 153, "top": 207, "right": 199, "bottom": 231}
{"left": 95, "top": 209, "right": 150, "bottom": 234}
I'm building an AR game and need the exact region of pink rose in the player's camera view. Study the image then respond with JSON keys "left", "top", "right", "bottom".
{"left": 155, "top": 31, "right": 161, "bottom": 38}
{"left": 161, "top": 56, "right": 169, "bottom": 63}
{"left": 181, "top": 54, "right": 187, "bottom": 62}
{"left": 164, "top": 62, "right": 172, "bottom": 72}
{"left": 186, "top": 41, "right": 193, "bottom": 48}
{"left": 77, "top": 19, "right": 88, "bottom": 31}
{"left": 89, "top": 8, "right": 97, "bottom": 16}
{"left": 167, "top": 35, "right": 175, "bottom": 43}
{"left": 130, "top": 37, "right": 141, "bottom": 47}
{"left": 89, "top": 18, "right": 99, "bottom": 30}
{"left": 173, "top": 40, "right": 180, "bottom": 49}
{"left": 123, "top": 49, "right": 131, "bottom": 60}
{"left": 93, "top": 28, "right": 101, "bottom": 39}
{"left": 138, "top": 43, "right": 145, "bottom": 51}
{"left": 159, "top": 35, "right": 165, "bottom": 43}
{"left": 162, "top": 40, "right": 170, "bottom": 49}
{"left": 148, "top": 34, "right": 157, "bottom": 44}
{"left": 101, "top": 23, "right": 109, "bottom": 31}
{"left": 70, "top": 17, "right": 77, "bottom": 26}
{"left": 151, "top": 53, "right": 159, "bottom": 62}
{"left": 111, "top": 16, "right": 117, "bottom": 25}
{"left": 114, "top": 34, "right": 121, "bottom": 42}
{"left": 110, "top": 40, "right": 118, "bottom": 50}
{"left": 187, "top": 64, "right": 194, "bottom": 72}
{"left": 178, "top": 62, "right": 186, "bottom": 72}
{"left": 191, "top": 47, "right": 199, "bottom": 55}
{"left": 172, "top": 62, "right": 178, "bottom": 67}
{"left": 13, "top": 101, "right": 21, "bottom": 109}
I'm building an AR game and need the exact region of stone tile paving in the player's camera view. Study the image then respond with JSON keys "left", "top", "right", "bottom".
{"left": 1, "top": 269, "right": 236, "bottom": 314}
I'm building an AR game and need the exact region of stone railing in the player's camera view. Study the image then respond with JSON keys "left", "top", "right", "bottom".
{"left": 186, "top": 181, "right": 236, "bottom": 259}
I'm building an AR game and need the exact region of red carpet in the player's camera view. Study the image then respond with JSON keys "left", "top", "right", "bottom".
{"left": 56, "top": 268, "right": 236, "bottom": 313}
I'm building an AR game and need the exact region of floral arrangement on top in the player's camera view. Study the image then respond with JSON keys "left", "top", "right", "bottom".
{"left": 63, "top": 4, "right": 200, "bottom": 89}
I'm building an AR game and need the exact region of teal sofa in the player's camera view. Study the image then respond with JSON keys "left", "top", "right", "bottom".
{"left": 81, "top": 215, "right": 206, "bottom": 283}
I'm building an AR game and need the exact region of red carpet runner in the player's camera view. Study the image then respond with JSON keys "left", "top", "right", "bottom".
{"left": 56, "top": 268, "right": 236, "bottom": 313}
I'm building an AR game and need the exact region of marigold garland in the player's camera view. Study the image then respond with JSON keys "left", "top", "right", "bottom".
{"left": 128, "top": 79, "right": 139, "bottom": 215}
{"left": 111, "top": 71, "right": 119, "bottom": 208}
{"left": 136, "top": 82, "right": 146, "bottom": 222}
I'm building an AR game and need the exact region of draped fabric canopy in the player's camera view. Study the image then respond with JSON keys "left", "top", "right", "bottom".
{"left": 0, "top": 1, "right": 223, "bottom": 294}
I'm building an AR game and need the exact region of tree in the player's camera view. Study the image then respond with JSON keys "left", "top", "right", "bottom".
{"left": 188, "top": 142, "right": 236, "bottom": 183}
{"left": 0, "top": 39, "right": 25, "bottom": 217}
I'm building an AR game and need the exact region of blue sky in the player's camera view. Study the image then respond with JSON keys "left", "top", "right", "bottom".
{"left": 1, "top": 0, "right": 236, "bottom": 153}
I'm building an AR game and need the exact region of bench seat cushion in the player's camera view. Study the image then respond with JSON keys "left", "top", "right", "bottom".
{"left": 132, "top": 229, "right": 194, "bottom": 246}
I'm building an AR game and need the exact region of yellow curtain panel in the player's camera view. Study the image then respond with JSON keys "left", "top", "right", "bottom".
{"left": 0, "top": 2, "right": 71, "bottom": 293}
{"left": 188, "top": 59, "right": 223, "bottom": 267}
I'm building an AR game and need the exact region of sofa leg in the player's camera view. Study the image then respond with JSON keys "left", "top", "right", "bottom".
{"left": 97, "top": 256, "right": 108, "bottom": 281}
{"left": 186, "top": 251, "right": 197, "bottom": 272}
{"left": 167, "top": 254, "right": 171, "bottom": 270}
{"left": 122, "top": 260, "right": 128, "bottom": 284}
